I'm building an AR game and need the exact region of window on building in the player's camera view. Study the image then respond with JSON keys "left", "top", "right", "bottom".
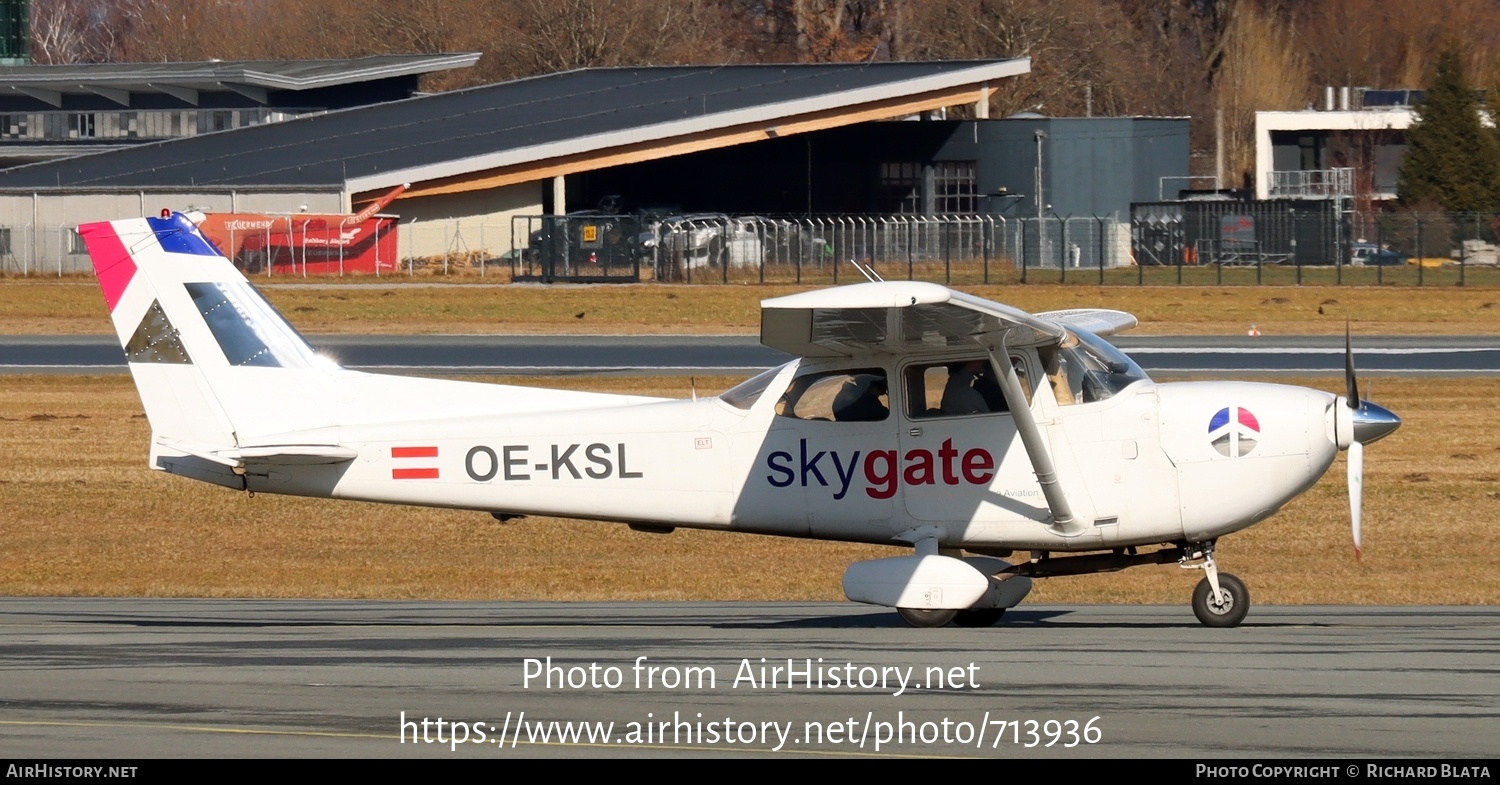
{"left": 878, "top": 161, "right": 977, "bottom": 214}
{"left": 879, "top": 162, "right": 923, "bottom": 214}
{"left": 70, "top": 113, "right": 96, "bottom": 138}
{"left": 933, "top": 161, "right": 977, "bottom": 213}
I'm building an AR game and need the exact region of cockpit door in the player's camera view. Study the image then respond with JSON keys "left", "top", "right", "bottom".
{"left": 897, "top": 355, "right": 1047, "bottom": 531}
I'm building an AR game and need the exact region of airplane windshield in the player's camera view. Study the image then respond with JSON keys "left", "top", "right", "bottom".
{"left": 1051, "top": 330, "right": 1149, "bottom": 404}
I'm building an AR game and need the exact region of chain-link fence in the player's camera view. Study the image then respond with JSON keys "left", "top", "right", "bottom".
{"left": 507, "top": 213, "right": 1132, "bottom": 286}
{"left": 7, "top": 211, "right": 1500, "bottom": 286}
{"left": 0, "top": 224, "right": 97, "bottom": 275}
{"left": 1127, "top": 205, "right": 1500, "bottom": 286}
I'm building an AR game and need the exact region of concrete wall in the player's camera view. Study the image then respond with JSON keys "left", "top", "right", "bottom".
{"left": 0, "top": 184, "right": 544, "bottom": 273}
{"left": 392, "top": 183, "right": 544, "bottom": 260}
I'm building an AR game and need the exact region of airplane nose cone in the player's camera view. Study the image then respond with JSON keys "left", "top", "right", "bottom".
{"left": 1352, "top": 400, "right": 1401, "bottom": 444}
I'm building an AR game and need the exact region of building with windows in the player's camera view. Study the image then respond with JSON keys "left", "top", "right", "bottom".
{"left": 568, "top": 115, "right": 1186, "bottom": 219}
{"left": 0, "top": 57, "right": 1186, "bottom": 269}
{"left": 1253, "top": 88, "right": 1424, "bottom": 202}
{"left": 0, "top": 53, "right": 480, "bottom": 168}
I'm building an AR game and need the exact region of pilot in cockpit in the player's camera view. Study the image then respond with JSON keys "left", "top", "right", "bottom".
{"left": 941, "top": 360, "right": 989, "bottom": 415}
{"left": 831, "top": 374, "right": 888, "bottom": 421}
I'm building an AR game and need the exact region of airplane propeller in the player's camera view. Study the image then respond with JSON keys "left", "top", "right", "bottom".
{"left": 1342, "top": 327, "right": 1402, "bottom": 559}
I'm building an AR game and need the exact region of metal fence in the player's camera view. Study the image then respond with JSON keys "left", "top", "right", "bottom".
{"left": 0, "top": 224, "right": 95, "bottom": 275}
{"left": 5, "top": 211, "right": 1500, "bottom": 286}
{"left": 1127, "top": 204, "right": 1500, "bottom": 286}
{"left": 507, "top": 213, "right": 1133, "bottom": 285}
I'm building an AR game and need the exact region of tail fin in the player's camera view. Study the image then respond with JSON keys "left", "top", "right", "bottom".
{"left": 79, "top": 213, "right": 342, "bottom": 468}
{"left": 81, "top": 211, "right": 644, "bottom": 488}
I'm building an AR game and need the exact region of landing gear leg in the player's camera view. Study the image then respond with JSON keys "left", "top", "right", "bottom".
{"left": 1182, "top": 542, "right": 1250, "bottom": 628}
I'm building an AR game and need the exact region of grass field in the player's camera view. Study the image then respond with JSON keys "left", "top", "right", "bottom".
{"left": 3, "top": 277, "right": 1499, "bottom": 336}
{"left": 2, "top": 374, "right": 1495, "bottom": 606}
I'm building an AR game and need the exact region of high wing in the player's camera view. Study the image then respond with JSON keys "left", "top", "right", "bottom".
{"left": 759, "top": 281, "right": 1136, "bottom": 358}
{"left": 1034, "top": 308, "right": 1138, "bottom": 337}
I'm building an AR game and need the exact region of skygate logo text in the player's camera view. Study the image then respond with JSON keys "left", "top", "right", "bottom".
{"left": 765, "top": 438, "right": 996, "bottom": 500}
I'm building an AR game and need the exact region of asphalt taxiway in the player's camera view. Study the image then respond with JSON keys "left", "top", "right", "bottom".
{"left": 4, "top": 334, "right": 1498, "bottom": 376}
{"left": 0, "top": 600, "right": 1494, "bottom": 758}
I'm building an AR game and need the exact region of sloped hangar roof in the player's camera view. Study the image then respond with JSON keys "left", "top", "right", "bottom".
{"left": 0, "top": 53, "right": 481, "bottom": 106}
{"left": 0, "top": 59, "right": 1029, "bottom": 199}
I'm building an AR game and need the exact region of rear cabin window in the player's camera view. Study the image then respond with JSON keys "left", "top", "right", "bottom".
{"left": 776, "top": 369, "right": 889, "bottom": 422}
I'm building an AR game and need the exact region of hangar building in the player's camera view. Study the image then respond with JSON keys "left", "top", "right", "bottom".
{"left": 0, "top": 57, "right": 1187, "bottom": 271}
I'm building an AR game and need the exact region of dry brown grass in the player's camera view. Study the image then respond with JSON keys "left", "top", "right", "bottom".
{"left": 4, "top": 279, "right": 1499, "bottom": 336}
{"left": 1, "top": 374, "right": 1495, "bottom": 604}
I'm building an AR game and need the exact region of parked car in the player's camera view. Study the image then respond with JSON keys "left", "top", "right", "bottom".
{"left": 1350, "top": 242, "right": 1407, "bottom": 266}
{"left": 653, "top": 214, "right": 765, "bottom": 270}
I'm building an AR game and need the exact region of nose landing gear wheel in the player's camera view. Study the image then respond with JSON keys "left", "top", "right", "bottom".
{"left": 1192, "top": 573, "right": 1249, "bottom": 628}
{"left": 897, "top": 607, "right": 957, "bottom": 628}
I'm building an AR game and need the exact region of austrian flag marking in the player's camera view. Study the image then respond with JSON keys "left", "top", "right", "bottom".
{"left": 391, "top": 446, "right": 440, "bottom": 479}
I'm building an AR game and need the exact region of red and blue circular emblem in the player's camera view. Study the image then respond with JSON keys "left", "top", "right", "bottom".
{"left": 1209, "top": 407, "right": 1260, "bottom": 457}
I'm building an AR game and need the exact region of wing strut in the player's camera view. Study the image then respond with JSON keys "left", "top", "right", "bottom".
{"left": 983, "top": 339, "right": 1085, "bottom": 537}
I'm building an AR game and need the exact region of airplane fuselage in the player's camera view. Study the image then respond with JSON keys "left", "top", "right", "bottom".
{"left": 217, "top": 356, "right": 1341, "bottom": 555}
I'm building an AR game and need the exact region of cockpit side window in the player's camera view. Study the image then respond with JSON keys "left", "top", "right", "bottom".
{"left": 776, "top": 368, "right": 889, "bottom": 422}
{"left": 904, "top": 356, "right": 1029, "bottom": 419}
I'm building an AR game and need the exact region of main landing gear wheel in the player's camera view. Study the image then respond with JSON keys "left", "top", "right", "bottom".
{"left": 953, "top": 609, "right": 1006, "bottom": 627}
{"left": 1192, "top": 573, "right": 1250, "bottom": 628}
{"left": 897, "top": 608, "right": 957, "bottom": 628}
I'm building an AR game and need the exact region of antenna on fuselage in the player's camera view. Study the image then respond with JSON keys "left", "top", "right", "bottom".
{"left": 849, "top": 259, "right": 884, "bottom": 283}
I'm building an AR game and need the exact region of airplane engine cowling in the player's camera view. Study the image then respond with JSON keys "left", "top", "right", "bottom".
{"left": 843, "top": 554, "right": 992, "bottom": 609}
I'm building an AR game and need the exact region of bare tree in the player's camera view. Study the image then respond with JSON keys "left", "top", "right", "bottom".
{"left": 30, "top": 0, "right": 146, "bottom": 63}
{"left": 1300, "top": 0, "right": 1500, "bottom": 91}
{"left": 497, "top": 0, "right": 738, "bottom": 77}
{"left": 725, "top": 0, "right": 903, "bottom": 62}
{"left": 901, "top": 0, "right": 1161, "bottom": 118}
{"left": 1212, "top": 0, "right": 1309, "bottom": 184}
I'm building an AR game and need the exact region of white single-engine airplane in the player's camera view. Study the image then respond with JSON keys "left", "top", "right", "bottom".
{"left": 80, "top": 212, "right": 1401, "bottom": 628}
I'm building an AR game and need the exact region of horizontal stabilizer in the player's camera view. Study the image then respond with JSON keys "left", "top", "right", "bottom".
{"left": 158, "top": 438, "right": 357, "bottom": 468}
